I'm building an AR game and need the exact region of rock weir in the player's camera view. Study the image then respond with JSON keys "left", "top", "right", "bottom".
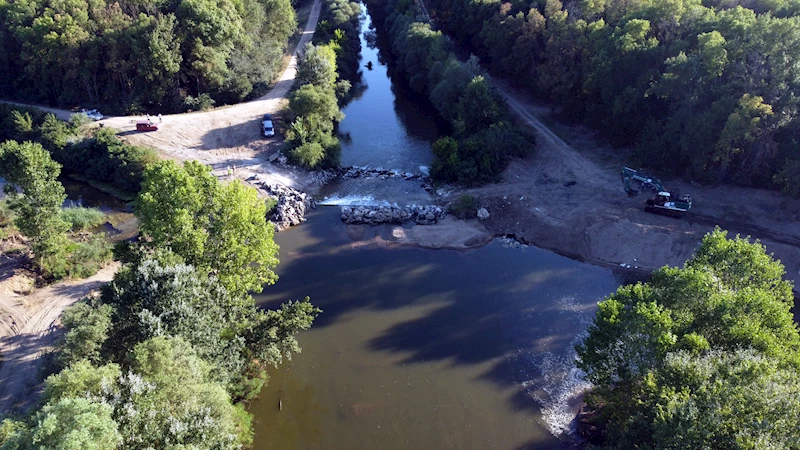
{"left": 340, "top": 205, "right": 445, "bottom": 225}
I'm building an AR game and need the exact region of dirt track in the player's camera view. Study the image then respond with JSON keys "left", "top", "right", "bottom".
{"left": 0, "top": 263, "right": 119, "bottom": 415}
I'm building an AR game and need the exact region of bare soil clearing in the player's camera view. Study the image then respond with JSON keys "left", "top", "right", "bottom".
{"left": 460, "top": 78, "right": 800, "bottom": 286}
{"left": 0, "top": 261, "right": 119, "bottom": 416}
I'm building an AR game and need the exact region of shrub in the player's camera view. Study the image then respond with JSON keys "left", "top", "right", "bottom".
{"left": 61, "top": 207, "right": 106, "bottom": 231}
{"left": 290, "top": 142, "right": 326, "bottom": 168}
{"left": 64, "top": 235, "right": 113, "bottom": 279}
{"left": 0, "top": 199, "right": 14, "bottom": 226}
{"left": 184, "top": 93, "right": 216, "bottom": 111}
{"left": 448, "top": 194, "right": 478, "bottom": 219}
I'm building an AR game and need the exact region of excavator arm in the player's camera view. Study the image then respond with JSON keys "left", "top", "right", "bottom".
{"left": 621, "top": 167, "right": 665, "bottom": 194}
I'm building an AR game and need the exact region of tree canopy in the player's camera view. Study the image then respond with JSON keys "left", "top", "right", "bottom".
{"left": 0, "top": 0, "right": 296, "bottom": 111}
{"left": 577, "top": 228, "right": 800, "bottom": 449}
{"left": 135, "top": 160, "right": 279, "bottom": 296}
{"left": 367, "top": 0, "right": 535, "bottom": 185}
{"left": 285, "top": 0, "right": 361, "bottom": 169}
{"left": 0, "top": 140, "right": 70, "bottom": 276}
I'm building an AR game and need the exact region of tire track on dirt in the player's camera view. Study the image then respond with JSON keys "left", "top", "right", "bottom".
{"left": 0, "top": 263, "right": 118, "bottom": 416}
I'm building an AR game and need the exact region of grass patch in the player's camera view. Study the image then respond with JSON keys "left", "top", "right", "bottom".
{"left": 61, "top": 207, "right": 106, "bottom": 231}
{"left": 64, "top": 235, "right": 113, "bottom": 279}
{"left": 66, "top": 173, "right": 137, "bottom": 202}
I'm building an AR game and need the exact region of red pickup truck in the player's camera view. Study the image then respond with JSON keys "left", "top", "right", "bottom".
{"left": 136, "top": 120, "right": 158, "bottom": 131}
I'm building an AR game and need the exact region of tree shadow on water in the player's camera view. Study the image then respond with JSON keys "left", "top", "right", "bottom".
{"left": 257, "top": 208, "right": 619, "bottom": 431}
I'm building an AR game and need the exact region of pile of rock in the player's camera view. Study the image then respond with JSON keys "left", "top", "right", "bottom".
{"left": 308, "top": 169, "right": 338, "bottom": 185}
{"left": 340, "top": 166, "right": 426, "bottom": 181}
{"left": 340, "top": 205, "right": 444, "bottom": 225}
{"left": 258, "top": 182, "right": 316, "bottom": 231}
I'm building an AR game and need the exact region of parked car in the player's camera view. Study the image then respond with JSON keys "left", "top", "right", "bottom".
{"left": 80, "top": 108, "right": 103, "bottom": 121}
{"left": 262, "top": 114, "right": 275, "bottom": 137}
{"left": 136, "top": 120, "right": 158, "bottom": 132}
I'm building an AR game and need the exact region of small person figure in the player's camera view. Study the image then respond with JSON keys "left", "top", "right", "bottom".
{"left": 158, "top": 113, "right": 163, "bottom": 123}
{"left": 232, "top": 164, "right": 236, "bottom": 173}
{"left": 227, "top": 165, "right": 232, "bottom": 177}
{"left": 146, "top": 113, "right": 150, "bottom": 121}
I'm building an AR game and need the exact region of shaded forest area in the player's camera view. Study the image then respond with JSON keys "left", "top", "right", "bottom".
{"left": 0, "top": 0, "right": 299, "bottom": 113}
{"left": 425, "top": 0, "right": 800, "bottom": 194}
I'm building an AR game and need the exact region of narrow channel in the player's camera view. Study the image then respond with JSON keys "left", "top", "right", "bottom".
{"left": 318, "top": 10, "right": 447, "bottom": 207}
{"left": 248, "top": 6, "right": 622, "bottom": 448}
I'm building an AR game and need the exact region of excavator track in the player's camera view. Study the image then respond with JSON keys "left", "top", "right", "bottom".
{"left": 644, "top": 206, "right": 683, "bottom": 219}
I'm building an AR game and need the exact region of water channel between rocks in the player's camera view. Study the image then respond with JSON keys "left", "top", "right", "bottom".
{"left": 250, "top": 6, "right": 621, "bottom": 449}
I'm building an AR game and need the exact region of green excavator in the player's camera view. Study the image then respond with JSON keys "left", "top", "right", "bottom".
{"left": 621, "top": 167, "right": 692, "bottom": 218}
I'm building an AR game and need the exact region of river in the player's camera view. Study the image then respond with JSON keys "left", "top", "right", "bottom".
{"left": 248, "top": 7, "right": 621, "bottom": 449}
{"left": 318, "top": 11, "right": 446, "bottom": 207}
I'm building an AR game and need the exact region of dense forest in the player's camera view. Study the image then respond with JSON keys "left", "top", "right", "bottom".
{"left": 424, "top": 0, "right": 800, "bottom": 194}
{"left": 0, "top": 155, "right": 319, "bottom": 448}
{"left": 0, "top": 0, "right": 298, "bottom": 112}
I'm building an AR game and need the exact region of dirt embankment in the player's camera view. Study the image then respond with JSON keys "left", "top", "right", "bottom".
{"left": 0, "top": 260, "right": 119, "bottom": 416}
{"left": 454, "top": 79, "right": 800, "bottom": 286}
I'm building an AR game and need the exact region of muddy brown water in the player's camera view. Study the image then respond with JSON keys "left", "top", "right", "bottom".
{"left": 250, "top": 207, "right": 620, "bottom": 449}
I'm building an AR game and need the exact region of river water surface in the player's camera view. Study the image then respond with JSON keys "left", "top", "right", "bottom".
{"left": 249, "top": 7, "right": 620, "bottom": 449}
{"left": 319, "top": 11, "right": 445, "bottom": 207}
{"left": 250, "top": 210, "right": 619, "bottom": 449}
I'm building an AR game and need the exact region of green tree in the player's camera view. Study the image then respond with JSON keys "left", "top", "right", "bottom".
{"left": 455, "top": 75, "right": 501, "bottom": 136}
{"left": 99, "top": 253, "right": 320, "bottom": 399}
{"left": 118, "top": 336, "right": 243, "bottom": 449}
{"left": 289, "top": 83, "right": 344, "bottom": 130}
{"left": 35, "top": 338, "right": 247, "bottom": 450}
{"left": 103, "top": 255, "right": 251, "bottom": 392}
{"left": 651, "top": 349, "right": 800, "bottom": 450}
{"left": 290, "top": 141, "right": 326, "bottom": 168}
{"left": 43, "top": 360, "right": 121, "bottom": 402}
{"left": 577, "top": 228, "right": 800, "bottom": 449}
{"left": 135, "top": 160, "right": 279, "bottom": 296}
{"left": 59, "top": 299, "right": 113, "bottom": 366}
{"left": 0, "top": 140, "right": 69, "bottom": 276}
{"left": 297, "top": 43, "right": 338, "bottom": 89}
{"left": 29, "top": 398, "right": 122, "bottom": 450}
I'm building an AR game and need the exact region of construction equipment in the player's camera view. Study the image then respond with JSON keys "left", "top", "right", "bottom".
{"left": 621, "top": 167, "right": 692, "bottom": 218}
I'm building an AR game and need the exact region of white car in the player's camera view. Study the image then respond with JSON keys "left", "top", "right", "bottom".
{"left": 262, "top": 114, "right": 275, "bottom": 137}
{"left": 80, "top": 108, "right": 104, "bottom": 121}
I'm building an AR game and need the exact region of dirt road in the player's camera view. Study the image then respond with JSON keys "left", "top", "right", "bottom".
{"left": 99, "top": 0, "right": 324, "bottom": 190}
{"left": 0, "top": 263, "right": 119, "bottom": 416}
